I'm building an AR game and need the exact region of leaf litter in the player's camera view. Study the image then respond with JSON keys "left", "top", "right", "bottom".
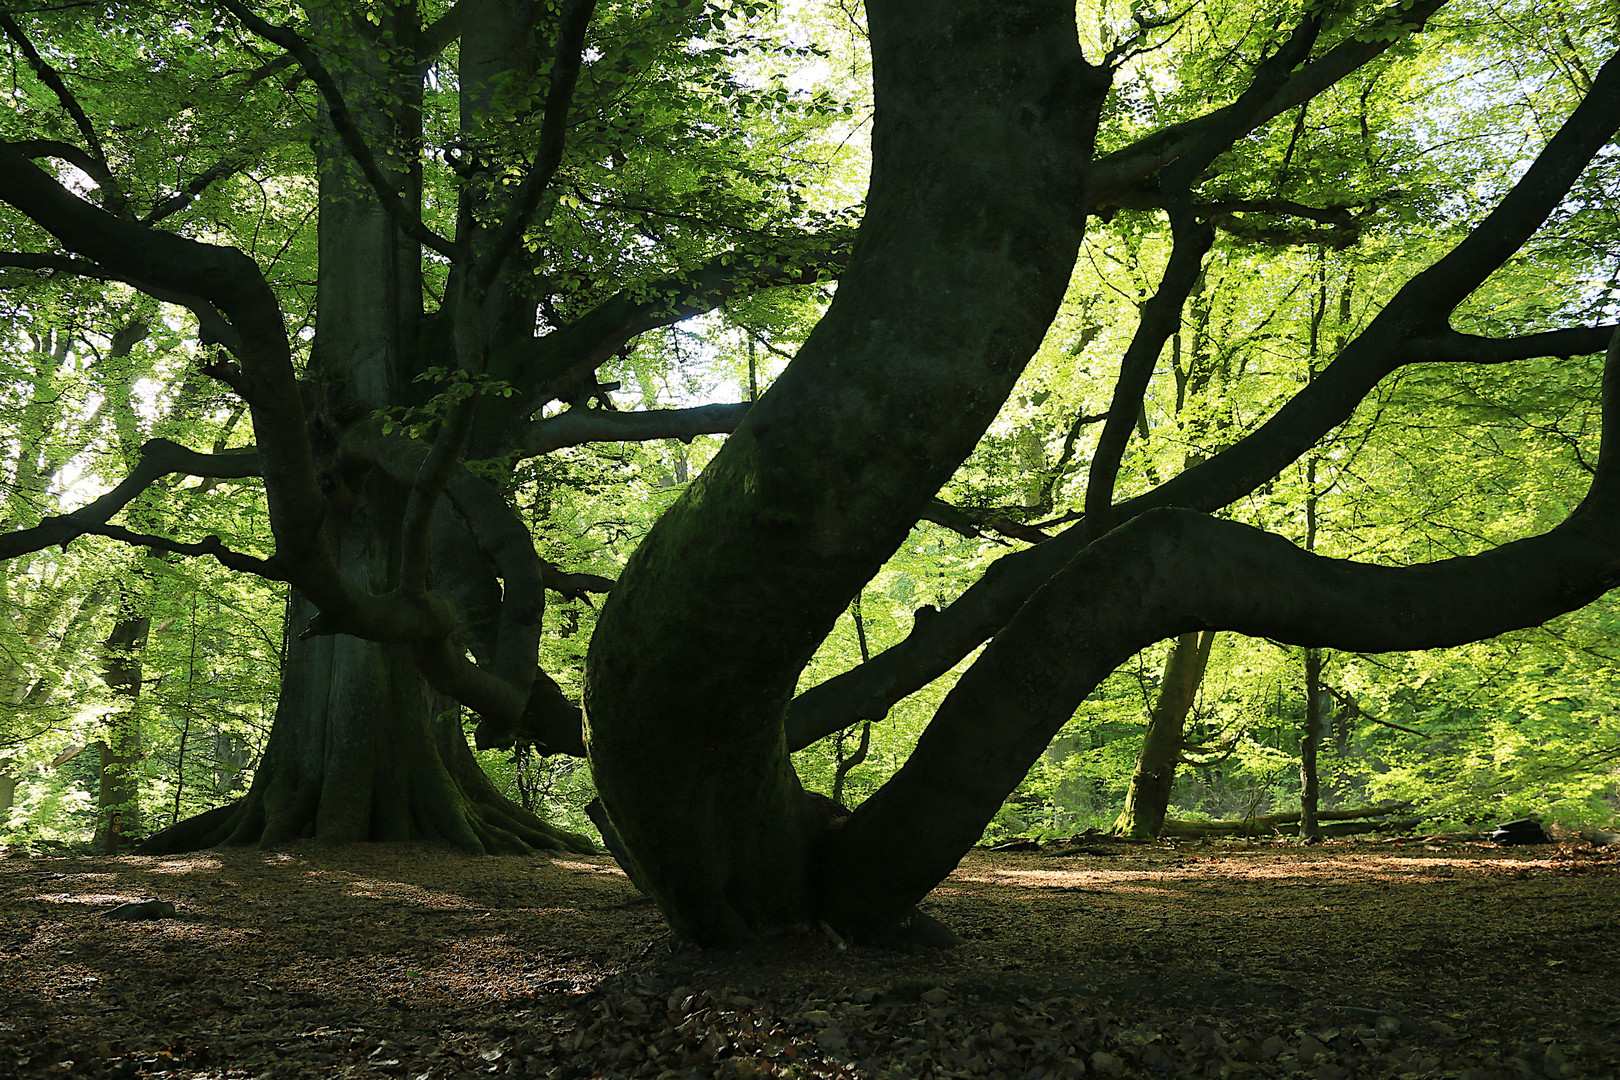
{"left": 0, "top": 834, "right": 1616, "bottom": 1078}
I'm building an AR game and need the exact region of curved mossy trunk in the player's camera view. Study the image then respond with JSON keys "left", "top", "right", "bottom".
{"left": 585, "top": 0, "right": 1098, "bottom": 944}
{"left": 1113, "top": 630, "right": 1215, "bottom": 840}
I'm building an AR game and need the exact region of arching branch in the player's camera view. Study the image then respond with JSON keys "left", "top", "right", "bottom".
{"left": 0, "top": 249, "right": 245, "bottom": 355}
{"left": 821, "top": 327, "right": 1620, "bottom": 937}
{"left": 0, "top": 438, "right": 261, "bottom": 562}
{"left": 0, "top": 15, "right": 127, "bottom": 216}
{"left": 785, "top": 46, "right": 1620, "bottom": 750}
{"left": 493, "top": 229, "right": 852, "bottom": 433}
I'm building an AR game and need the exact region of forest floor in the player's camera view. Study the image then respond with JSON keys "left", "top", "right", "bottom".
{"left": 0, "top": 834, "right": 1616, "bottom": 1080}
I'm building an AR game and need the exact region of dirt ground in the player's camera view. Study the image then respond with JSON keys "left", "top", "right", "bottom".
{"left": 1, "top": 834, "right": 1616, "bottom": 1079}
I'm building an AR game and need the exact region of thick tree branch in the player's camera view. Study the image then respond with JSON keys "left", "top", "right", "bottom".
{"left": 540, "top": 564, "right": 614, "bottom": 600}
{"left": 359, "top": 433, "right": 606, "bottom": 750}
{"left": 494, "top": 230, "right": 852, "bottom": 435}
{"left": 821, "top": 330, "right": 1620, "bottom": 938}
{"left": 1085, "top": 209, "right": 1213, "bottom": 532}
{"left": 1202, "top": 199, "right": 1362, "bottom": 226}
{"left": 213, "top": 0, "right": 457, "bottom": 260}
{"left": 1212, "top": 201, "right": 1368, "bottom": 249}
{"left": 517, "top": 669, "right": 588, "bottom": 756}
{"left": 1090, "top": 0, "right": 1448, "bottom": 206}
{"left": 1157, "top": 8, "right": 1329, "bottom": 191}
{"left": 7, "top": 139, "right": 111, "bottom": 189}
{"left": 0, "top": 249, "right": 245, "bottom": 354}
{"left": 787, "top": 324, "right": 1620, "bottom": 749}
{"left": 1415, "top": 325, "right": 1620, "bottom": 365}
{"left": 1098, "top": 190, "right": 1372, "bottom": 247}
{"left": 786, "top": 52, "right": 1620, "bottom": 749}
{"left": 419, "top": 0, "right": 467, "bottom": 63}
{"left": 519, "top": 402, "right": 751, "bottom": 456}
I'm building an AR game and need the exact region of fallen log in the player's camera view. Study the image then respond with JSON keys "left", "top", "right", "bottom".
{"left": 1161, "top": 802, "right": 1415, "bottom": 839}
{"left": 1275, "top": 817, "right": 1423, "bottom": 838}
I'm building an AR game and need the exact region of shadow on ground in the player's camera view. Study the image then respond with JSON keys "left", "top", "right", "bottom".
{"left": 1, "top": 837, "right": 1614, "bottom": 1078}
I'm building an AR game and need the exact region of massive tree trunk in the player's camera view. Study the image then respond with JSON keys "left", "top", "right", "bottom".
{"left": 585, "top": 0, "right": 1100, "bottom": 944}
{"left": 145, "top": 3, "right": 588, "bottom": 856}
{"left": 1113, "top": 630, "right": 1215, "bottom": 840}
{"left": 145, "top": 518, "right": 587, "bottom": 854}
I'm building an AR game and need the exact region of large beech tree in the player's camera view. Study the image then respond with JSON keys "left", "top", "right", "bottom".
{"left": 3, "top": 0, "right": 1620, "bottom": 944}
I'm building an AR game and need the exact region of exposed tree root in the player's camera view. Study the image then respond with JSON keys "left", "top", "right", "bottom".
{"left": 140, "top": 717, "right": 594, "bottom": 856}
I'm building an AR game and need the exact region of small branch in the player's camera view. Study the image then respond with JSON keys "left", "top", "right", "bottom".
{"left": 64, "top": 522, "right": 281, "bottom": 578}
{"left": 1321, "top": 684, "right": 1429, "bottom": 739}
{"left": 0, "top": 15, "right": 127, "bottom": 216}
{"left": 921, "top": 500, "right": 1050, "bottom": 545}
{"left": 1201, "top": 197, "right": 1363, "bottom": 226}
{"left": 1103, "top": 3, "right": 1193, "bottom": 68}
{"left": 0, "top": 438, "right": 261, "bottom": 562}
{"left": 540, "top": 563, "right": 615, "bottom": 600}
{"left": 142, "top": 157, "right": 245, "bottom": 226}
{"left": 1090, "top": 0, "right": 1447, "bottom": 204}
{"left": 1086, "top": 208, "right": 1214, "bottom": 533}
{"left": 519, "top": 402, "right": 751, "bottom": 456}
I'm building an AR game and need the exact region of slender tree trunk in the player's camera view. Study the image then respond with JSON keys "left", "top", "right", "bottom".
{"left": 1298, "top": 401, "right": 1324, "bottom": 842}
{"left": 1113, "top": 630, "right": 1215, "bottom": 839}
{"left": 94, "top": 607, "right": 148, "bottom": 854}
{"left": 0, "top": 770, "right": 14, "bottom": 826}
{"left": 1300, "top": 647, "right": 1324, "bottom": 843}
